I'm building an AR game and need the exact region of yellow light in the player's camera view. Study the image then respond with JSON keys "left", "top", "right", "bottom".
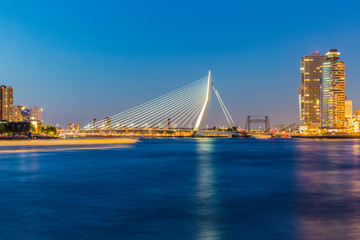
{"left": 31, "top": 121, "right": 38, "bottom": 129}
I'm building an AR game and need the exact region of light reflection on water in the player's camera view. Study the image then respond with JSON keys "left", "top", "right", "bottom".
{"left": 295, "top": 140, "right": 360, "bottom": 240}
{"left": 195, "top": 139, "right": 220, "bottom": 240}
{"left": 1, "top": 138, "right": 360, "bottom": 239}
{"left": 18, "top": 154, "right": 39, "bottom": 172}
{"left": 0, "top": 143, "right": 134, "bottom": 154}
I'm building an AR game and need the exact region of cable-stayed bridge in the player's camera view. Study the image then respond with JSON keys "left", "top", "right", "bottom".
{"left": 83, "top": 71, "right": 236, "bottom": 136}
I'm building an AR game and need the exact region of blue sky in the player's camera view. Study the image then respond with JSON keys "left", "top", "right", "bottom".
{"left": 1, "top": 1, "right": 360, "bottom": 128}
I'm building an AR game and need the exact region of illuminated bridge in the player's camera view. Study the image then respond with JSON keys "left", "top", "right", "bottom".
{"left": 83, "top": 71, "right": 236, "bottom": 136}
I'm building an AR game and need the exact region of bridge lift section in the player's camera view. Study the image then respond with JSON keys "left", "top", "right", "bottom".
{"left": 245, "top": 116, "right": 270, "bottom": 133}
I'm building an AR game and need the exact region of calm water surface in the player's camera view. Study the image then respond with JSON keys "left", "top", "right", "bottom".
{"left": 1, "top": 138, "right": 360, "bottom": 240}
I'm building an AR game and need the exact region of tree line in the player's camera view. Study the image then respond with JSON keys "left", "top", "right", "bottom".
{"left": 0, "top": 122, "right": 57, "bottom": 136}
{"left": 0, "top": 122, "right": 33, "bottom": 135}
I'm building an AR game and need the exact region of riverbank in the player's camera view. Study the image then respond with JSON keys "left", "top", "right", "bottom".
{"left": 0, "top": 138, "right": 138, "bottom": 153}
{"left": 0, "top": 138, "right": 138, "bottom": 146}
{"left": 292, "top": 135, "right": 360, "bottom": 139}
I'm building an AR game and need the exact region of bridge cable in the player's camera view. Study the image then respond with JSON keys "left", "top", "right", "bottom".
{"left": 211, "top": 84, "right": 235, "bottom": 128}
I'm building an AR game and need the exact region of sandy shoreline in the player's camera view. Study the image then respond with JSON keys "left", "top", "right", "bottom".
{"left": 0, "top": 138, "right": 138, "bottom": 153}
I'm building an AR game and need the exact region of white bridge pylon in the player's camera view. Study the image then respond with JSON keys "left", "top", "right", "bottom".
{"left": 84, "top": 71, "right": 235, "bottom": 136}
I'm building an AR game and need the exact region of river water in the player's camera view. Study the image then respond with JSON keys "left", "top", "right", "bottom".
{"left": 1, "top": 138, "right": 360, "bottom": 240}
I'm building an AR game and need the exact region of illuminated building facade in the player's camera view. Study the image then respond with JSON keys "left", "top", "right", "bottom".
{"left": 345, "top": 100, "right": 353, "bottom": 119}
{"left": 12, "top": 105, "right": 24, "bottom": 122}
{"left": 320, "top": 49, "right": 345, "bottom": 129}
{"left": 68, "top": 123, "right": 80, "bottom": 131}
{"left": 299, "top": 51, "right": 326, "bottom": 127}
{"left": 355, "top": 110, "right": 360, "bottom": 133}
{"left": 355, "top": 110, "right": 360, "bottom": 118}
{"left": 12, "top": 105, "right": 30, "bottom": 122}
{"left": 0, "top": 85, "right": 13, "bottom": 122}
{"left": 30, "top": 106, "right": 43, "bottom": 121}
{"left": 274, "top": 123, "right": 299, "bottom": 132}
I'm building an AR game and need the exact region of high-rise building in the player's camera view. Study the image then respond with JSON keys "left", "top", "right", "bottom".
{"left": 299, "top": 51, "right": 326, "bottom": 127}
{"left": 0, "top": 85, "right": 13, "bottom": 122}
{"left": 345, "top": 100, "right": 353, "bottom": 119}
{"left": 320, "top": 49, "right": 345, "bottom": 129}
{"left": 30, "top": 106, "right": 43, "bottom": 121}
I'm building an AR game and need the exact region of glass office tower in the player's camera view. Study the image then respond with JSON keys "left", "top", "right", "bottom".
{"left": 299, "top": 51, "right": 326, "bottom": 127}
{"left": 320, "top": 49, "right": 345, "bottom": 129}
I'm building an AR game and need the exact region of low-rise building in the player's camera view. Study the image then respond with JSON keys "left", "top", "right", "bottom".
{"left": 68, "top": 123, "right": 80, "bottom": 132}
{"left": 274, "top": 123, "right": 299, "bottom": 133}
{"left": 345, "top": 100, "right": 353, "bottom": 119}
{"left": 30, "top": 106, "right": 42, "bottom": 121}
{"left": 11, "top": 105, "right": 30, "bottom": 122}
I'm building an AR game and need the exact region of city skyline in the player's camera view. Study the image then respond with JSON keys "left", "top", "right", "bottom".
{"left": 1, "top": 1, "right": 360, "bottom": 128}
